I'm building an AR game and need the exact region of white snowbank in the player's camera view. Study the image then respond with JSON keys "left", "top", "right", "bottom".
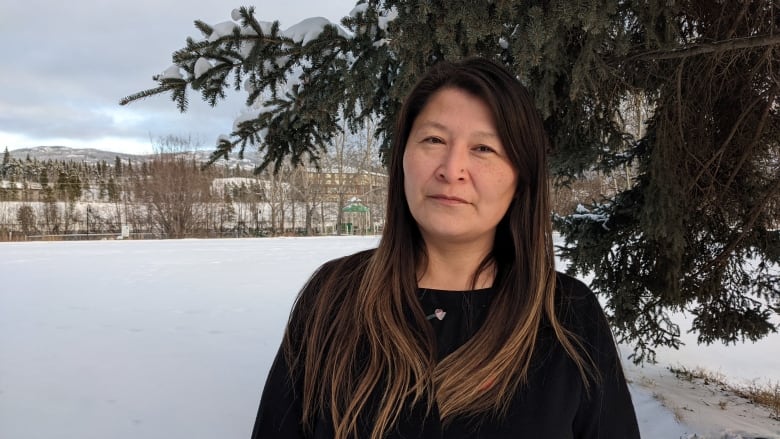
{"left": 0, "top": 237, "right": 777, "bottom": 438}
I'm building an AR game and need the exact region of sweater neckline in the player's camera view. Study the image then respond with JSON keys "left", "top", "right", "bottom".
{"left": 417, "top": 287, "right": 496, "bottom": 310}
{"left": 417, "top": 286, "right": 495, "bottom": 294}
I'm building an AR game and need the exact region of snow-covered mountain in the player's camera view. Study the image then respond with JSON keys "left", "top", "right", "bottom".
{"left": 8, "top": 146, "right": 140, "bottom": 163}
{"left": 7, "top": 145, "right": 262, "bottom": 170}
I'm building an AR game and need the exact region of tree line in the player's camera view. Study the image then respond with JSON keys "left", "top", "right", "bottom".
{"left": 0, "top": 132, "right": 392, "bottom": 239}
{"left": 1, "top": 139, "right": 626, "bottom": 241}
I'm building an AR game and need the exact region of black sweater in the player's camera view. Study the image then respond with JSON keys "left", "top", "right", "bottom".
{"left": 252, "top": 265, "right": 640, "bottom": 438}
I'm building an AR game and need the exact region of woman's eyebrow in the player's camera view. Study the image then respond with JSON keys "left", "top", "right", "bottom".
{"left": 414, "top": 120, "right": 498, "bottom": 139}
{"left": 413, "top": 120, "right": 449, "bottom": 132}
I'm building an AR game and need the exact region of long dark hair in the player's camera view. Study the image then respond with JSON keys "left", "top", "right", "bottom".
{"left": 285, "top": 58, "right": 591, "bottom": 439}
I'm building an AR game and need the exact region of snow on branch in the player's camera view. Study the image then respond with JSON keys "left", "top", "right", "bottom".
{"left": 123, "top": 3, "right": 398, "bottom": 173}
{"left": 569, "top": 204, "right": 611, "bottom": 230}
{"left": 281, "top": 17, "right": 350, "bottom": 44}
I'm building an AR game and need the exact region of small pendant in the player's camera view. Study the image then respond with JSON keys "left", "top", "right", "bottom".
{"left": 426, "top": 308, "right": 446, "bottom": 321}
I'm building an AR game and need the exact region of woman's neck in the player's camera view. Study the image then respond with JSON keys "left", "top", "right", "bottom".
{"left": 417, "top": 241, "right": 495, "bottom": 291}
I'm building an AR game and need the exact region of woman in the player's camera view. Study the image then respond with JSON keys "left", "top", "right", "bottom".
{"left": 252, "top": 58, "right": 640, "bottom": 438}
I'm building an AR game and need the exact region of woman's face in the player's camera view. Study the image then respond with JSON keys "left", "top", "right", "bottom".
{"left": 403, "top": 87, "right": 518, "bottom": 249}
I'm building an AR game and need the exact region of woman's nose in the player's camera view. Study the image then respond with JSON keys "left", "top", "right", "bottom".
{"left": 436, "top": 146, "right": 468, "bottom": 182}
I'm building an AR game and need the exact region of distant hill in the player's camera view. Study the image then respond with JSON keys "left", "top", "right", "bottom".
{"left": 7, "top": 146, "right": 262, "bottom": 170}
{"left": 8, "top": 146, "right": 141, "bottom": 163}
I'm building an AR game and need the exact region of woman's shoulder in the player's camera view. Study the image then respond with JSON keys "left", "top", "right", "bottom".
{"left": 296, "top": 248, "right": 376, "bottom": 303}
{"left": 287, "top": 248, "right": 376, "bottom": 339}
{"left": 311, "top": 248, "right": 376, "bottom": 281}
{"left": 554, "top": 272, "right": 593, "bottom": 299}
{"left": 328, "top": 247, "right": 376, "bottom": 267}
{"left": 553, "top": 271, "right": 607, "bottom": 331}
{"left": 555, "top": 271, "right": 596, "bottom": 303}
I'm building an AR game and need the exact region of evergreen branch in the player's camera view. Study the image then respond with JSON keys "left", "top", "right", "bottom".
{"left": 722, "top": 89, "right": 776, "bottom": 190}
{"left": 697, "top": 177, "right": 780, "bottom": 277}
{"left": 119, "top": 81, "right": 186, "bottom": 106}
{"left": 204, "top": 137, "right": 238, "bottom": 168}
{"left": 193, "top": 20, "right": 213, "bottom": 38}
{"left": 236, "top": 6, "right": 268, "bottom": 38}
{"left": 628, "top": 33, "right": 780, "bottom": 62}
{"left": 685, "top": 93, "right": 766, "bottom": 194}
{"left": 175, "top": 38, "right": 213, "bottom": 61}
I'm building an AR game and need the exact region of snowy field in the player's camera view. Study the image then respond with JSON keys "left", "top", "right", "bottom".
{"left": 1, "top": 236, "right": 778, "bottom": 438}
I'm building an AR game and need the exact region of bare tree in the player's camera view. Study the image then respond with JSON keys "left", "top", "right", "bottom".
{"left": 288, "top": 163, "right": 329, "bottom": 235}
{"left": 132, "top": 136, "right": 216, "bottom": 238}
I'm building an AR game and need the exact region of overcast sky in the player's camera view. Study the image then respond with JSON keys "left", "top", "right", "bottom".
{"left": 1, "top": 0, "right": 357, "bottom": 155}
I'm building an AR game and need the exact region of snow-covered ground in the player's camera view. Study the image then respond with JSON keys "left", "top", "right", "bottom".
{"left": 1, "top": 237, "right": 778, "bottom": 438}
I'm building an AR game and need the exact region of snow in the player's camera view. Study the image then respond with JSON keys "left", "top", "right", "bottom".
{"left": 275, "top": 55, "right": 291, "bottom": 68}
{"left": 193, "top": 57, "right": 213, "bottom": 79}
{"left": 649, "top": 312, "right": 780, "bottom": 387}
{"left": 629, "top": 384, "right": 691, "bottom": 438}
{"left": 281, "top": 17, "right": 347, "bottom": 45}
{"left": 349, "top": 3, "right": 369, "bottom": 17}
{"left": 285, "top": 73, "right": 302, "bottom": 88}
{"left": 626, "top": 361, "right": 780, "bottom": 438}
{"left": 569, "top": 203, "right": 611, "bottom": 230}
{"left": 159, "top": 64, "right": 183, "bottom": 80}
{"left": 239, "top": 41, "right": 255, "bottom": 60}
{"left": 377, "top": 7, "right": 398, "bottom": 31}
{"left": 347, "top": 4, "right": 398, "bottom": 31}
{"left": 232, "top": 109, "right": 262, "bottom": 130}
{"left": 233, "top": 95, "right": 288, "bottom": 133}
{"left": 1, "top": 236, "right": 778, "bottom": 439}
{"left": 232, "top": 104, "right": 279, "bottom": 132}
{"left": 207, "top": 21, "right": 240, "bottom": 42}
{"left": 242, "top": 78, "right": 256, "bottom": 95}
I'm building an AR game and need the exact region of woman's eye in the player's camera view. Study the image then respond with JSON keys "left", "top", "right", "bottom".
{"left": 474, "top": 145, "right": 496, "bottom": 153}
{"left": 423, "top": 137, "right": 444, "bottom": 144}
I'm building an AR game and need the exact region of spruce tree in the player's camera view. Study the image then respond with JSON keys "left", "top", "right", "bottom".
{"left": 1, "top": 147, "right": 9, "bottom": 179}
{"left": 121, "top": 0, "right": 779, "bottom": 362}
{"left": 107, "top": 176, "right": 119, "bottom": 203}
